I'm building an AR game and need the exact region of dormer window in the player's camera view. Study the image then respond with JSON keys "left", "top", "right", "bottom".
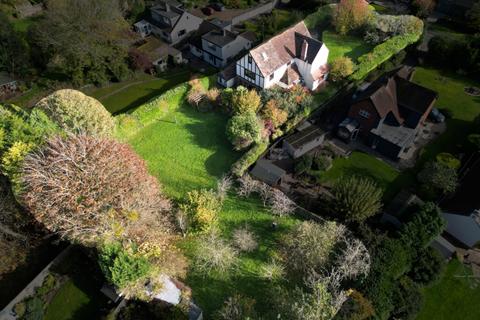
{"left": 359, "top": 110, "right": 370, "bottom": 119}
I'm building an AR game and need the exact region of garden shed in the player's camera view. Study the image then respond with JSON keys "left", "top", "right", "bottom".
{"left": 250, "top": 159, "right": 286, "bottom": 186}
{"left": 283, "top": 125, "right": 326, "bottom": 159}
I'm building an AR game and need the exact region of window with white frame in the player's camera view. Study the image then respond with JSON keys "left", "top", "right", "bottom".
{"left": 359, "top": 110, "right": 370, "bottom": 119}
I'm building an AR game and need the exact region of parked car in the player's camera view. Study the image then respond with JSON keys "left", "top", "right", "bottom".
{"left": 202, "top": 7, "right": 214, "bottom": 15}
{"left": 209, "top": 3, "right": 225, "bottom": 11}
{"left": 429, "top": 108, "right": 446, "bottom": 123}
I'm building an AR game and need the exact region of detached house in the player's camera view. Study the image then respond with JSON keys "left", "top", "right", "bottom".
{"left": 190, "top": 20, "right": 256, "bottom": 68}
{"left": 230, "top": 21, "right": 329, "bottom": 91}
{"left": 140, "top": 0, "right": 203, "bottom": 44}
{"left": 338, "top": 68, "right": 438, "bottom": 160}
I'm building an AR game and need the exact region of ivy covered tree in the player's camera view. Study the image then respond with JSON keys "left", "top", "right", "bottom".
{"left": 35, "top": 89, "right": 115, "bottom": 137}
{"left": 331, "top": 176, "right": 383, "bottom": 223}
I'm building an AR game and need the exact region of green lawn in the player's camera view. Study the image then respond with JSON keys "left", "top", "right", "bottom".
{"left": 322, "top": 30, "right": 373, "bottom": 62}
{"left": 417, "top": 259, "right": 480, "bottom": 320}
{"left": 319, "top": 151, "right": 415, "bottom": 202}
{"left": 117, "top": 77, "right": 303, "bottom": 317}
{"left": 89, "top": 69, "right": 192, "bottom": 114}
{"left": 412, "top": 67, "right": 480, "bottom": 166}
{"left": 44, "top": 280, "right": 94, "bottom": 320}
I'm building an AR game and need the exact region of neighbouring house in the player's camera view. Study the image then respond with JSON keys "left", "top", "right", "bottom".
{"left": 134, "top": 20, "right": 153, "bottom": 38}
{"left": 233, "top": 21, "right": 329, "bottom": 91}
{"left": 190, "top": 19, "right": 256, "bottom": 68}
{"left": 436, "top": 0, "right": 475, "bottom": 19}
{"left": 338, "top": 67, "right": 438, "bottom": 160}
{"left": 283, "top": 124, "right": 326, "bottom": 159}
{"left": 250, "top": 159, "right": 286, "bottom": 186}
{"left": 140, "top": 0, "right": 203, "bottom": 44}
{"left": 218, "top": 62, "right": 237, "bottom": 87}
{"left": 137, "top": 37, "right": 183, "bottom": 72}
{"left": 0, "top": 73, "right": 18, "bottom": 97}
{"left": 443, "top": 210, "right": 480, "bottom": 249}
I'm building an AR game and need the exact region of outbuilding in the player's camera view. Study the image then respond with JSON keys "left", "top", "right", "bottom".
{"left": 283, "top": 125, "right": 326, "bottom": 159}
{"left": 250, "top": 159, "right": 286, "bottom": 186}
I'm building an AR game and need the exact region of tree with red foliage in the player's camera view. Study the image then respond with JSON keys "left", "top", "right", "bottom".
{"left": 128, "top": 48, "right": 153, "bottom": 73}
{"left": 21, "top": 135, "right": 173, "bottom": 247}
{"left": 334, "top": 0, "right": 372, "bottom": 35}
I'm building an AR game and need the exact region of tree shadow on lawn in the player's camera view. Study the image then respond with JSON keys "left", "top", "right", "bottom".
{"left": 110, "top": 70, "right": 192, "bottom": 115}
{"left": 187, "top": 260, "right": 288, "bottom": 318}
{"left": 181, "top": 105, "right": 241, "bottom": 179}
{"left": 49, "top": 247, "right": 110, "bottom": 320}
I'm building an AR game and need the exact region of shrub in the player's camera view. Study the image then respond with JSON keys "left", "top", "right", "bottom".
{"left": 231, "top": 86, "right": 261, "bottom": 114}
{"left": 334, "top": 0, "right": 372, "bottom": 35}
{"left": 231, "top": 141, "right": 268, "bottom": 177}
{"left": 232, "top": 227, "right": 258, "bottom": 252}
{"left": 259, "top": 259, "right": 285, "bottom": 281}
{"left": 21, "top": 135, "right": 173, "bottom": 247}
{"left": 206, "top": 88, "right": 221, "bottom": 104}
{"left": 215, "top": 294, "right": 257, "bottom": 320}
{"left": 313, "top": 154, "right": 332, "bottom": 171}
{"left": 99, "top": 242, "right": 151, "bottom": 289}
{"left": 390, "top": 276, "right": 423, "bottom": 320}
{"left": 337, "top": 289, "right": 374, "bottom": 320}
{"left": 417, "top": 161, "right": 458, "bottom": 196}
{"left": 409, "top": 247, "right": 445, "bottom": 285}
{"left": 331, "top": 176, "right": 383, "bottom": 223}
{"left": 436, "top": 152, "right": 461, "bottom": 169}
{"left": 180, "top": 189, "right": 222, "bottom": 232}
{"left": 1, "top": 141, "right": 33, "bottom": 183}
{"left": 261, "top": 99, "right": 288, "bottom": 129}
{"left": 194, "top": 232, "right": 238, "bottom": 273}
{"left": 329, "top": 57, "right": 355, "bottom": 82}
{"left": 226, "top": 112, "right": 262, "bottom": 150}
{"left": 35, "top": 89, "right": 115, "bottom": 137}
{"left": 294, "top": 154, "right": 314, "bottom": 176}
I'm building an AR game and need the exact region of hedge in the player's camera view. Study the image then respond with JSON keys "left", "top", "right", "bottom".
{"left": 231, "top": 141, "right": 269, "bottom": 177}
{"left": 350, "top": 31, "right": 422, "bottom": 81}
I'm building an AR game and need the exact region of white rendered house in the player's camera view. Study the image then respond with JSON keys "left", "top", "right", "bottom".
{"left": 234, "top": 21, "right": 329, "bottom": 91}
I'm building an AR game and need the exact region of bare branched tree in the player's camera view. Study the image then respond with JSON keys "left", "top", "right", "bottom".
{"left": 336, "top": 238, "right": 371, "bottom": 280}
{"left": 194, "top": 231, "right": 238, "bottom": 274}
{"left": 236, "top": 174, "right": 258, "bottom": 198}
{"left": 216, "top": 174, "right": 233, "bottom": 200}
{"left": 256, "top": 181, "right": 271, "bottom": 206}
{"left": 268, "top": 189, "right": 296, "bottom": 216}
{"left": 175, "top": 209, "right": 188, "bottom": 237}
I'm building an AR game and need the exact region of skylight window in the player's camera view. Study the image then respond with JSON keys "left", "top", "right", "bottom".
{"left": 261, "top": 52, "right": 268, "bottom": 61}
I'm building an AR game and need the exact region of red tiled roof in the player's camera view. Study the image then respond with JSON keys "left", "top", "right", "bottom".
{"left": 250, "top": 21, "right": 312, "bottom": 77}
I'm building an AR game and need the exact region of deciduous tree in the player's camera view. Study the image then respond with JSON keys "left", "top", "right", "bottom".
{"left": 334, "top": 0, "right": 371, "bottom": 35}
{"left": 226, "top": 112, "right": 262, "bottom": 150}
{"left": 21, "top": 135, "right": 173, "bottom": 248}
{"left": 331, "top": 176, "right": 383, "bottom": 223}
{"left": 329, "top": 57, "right": 355, "bottom": 82}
